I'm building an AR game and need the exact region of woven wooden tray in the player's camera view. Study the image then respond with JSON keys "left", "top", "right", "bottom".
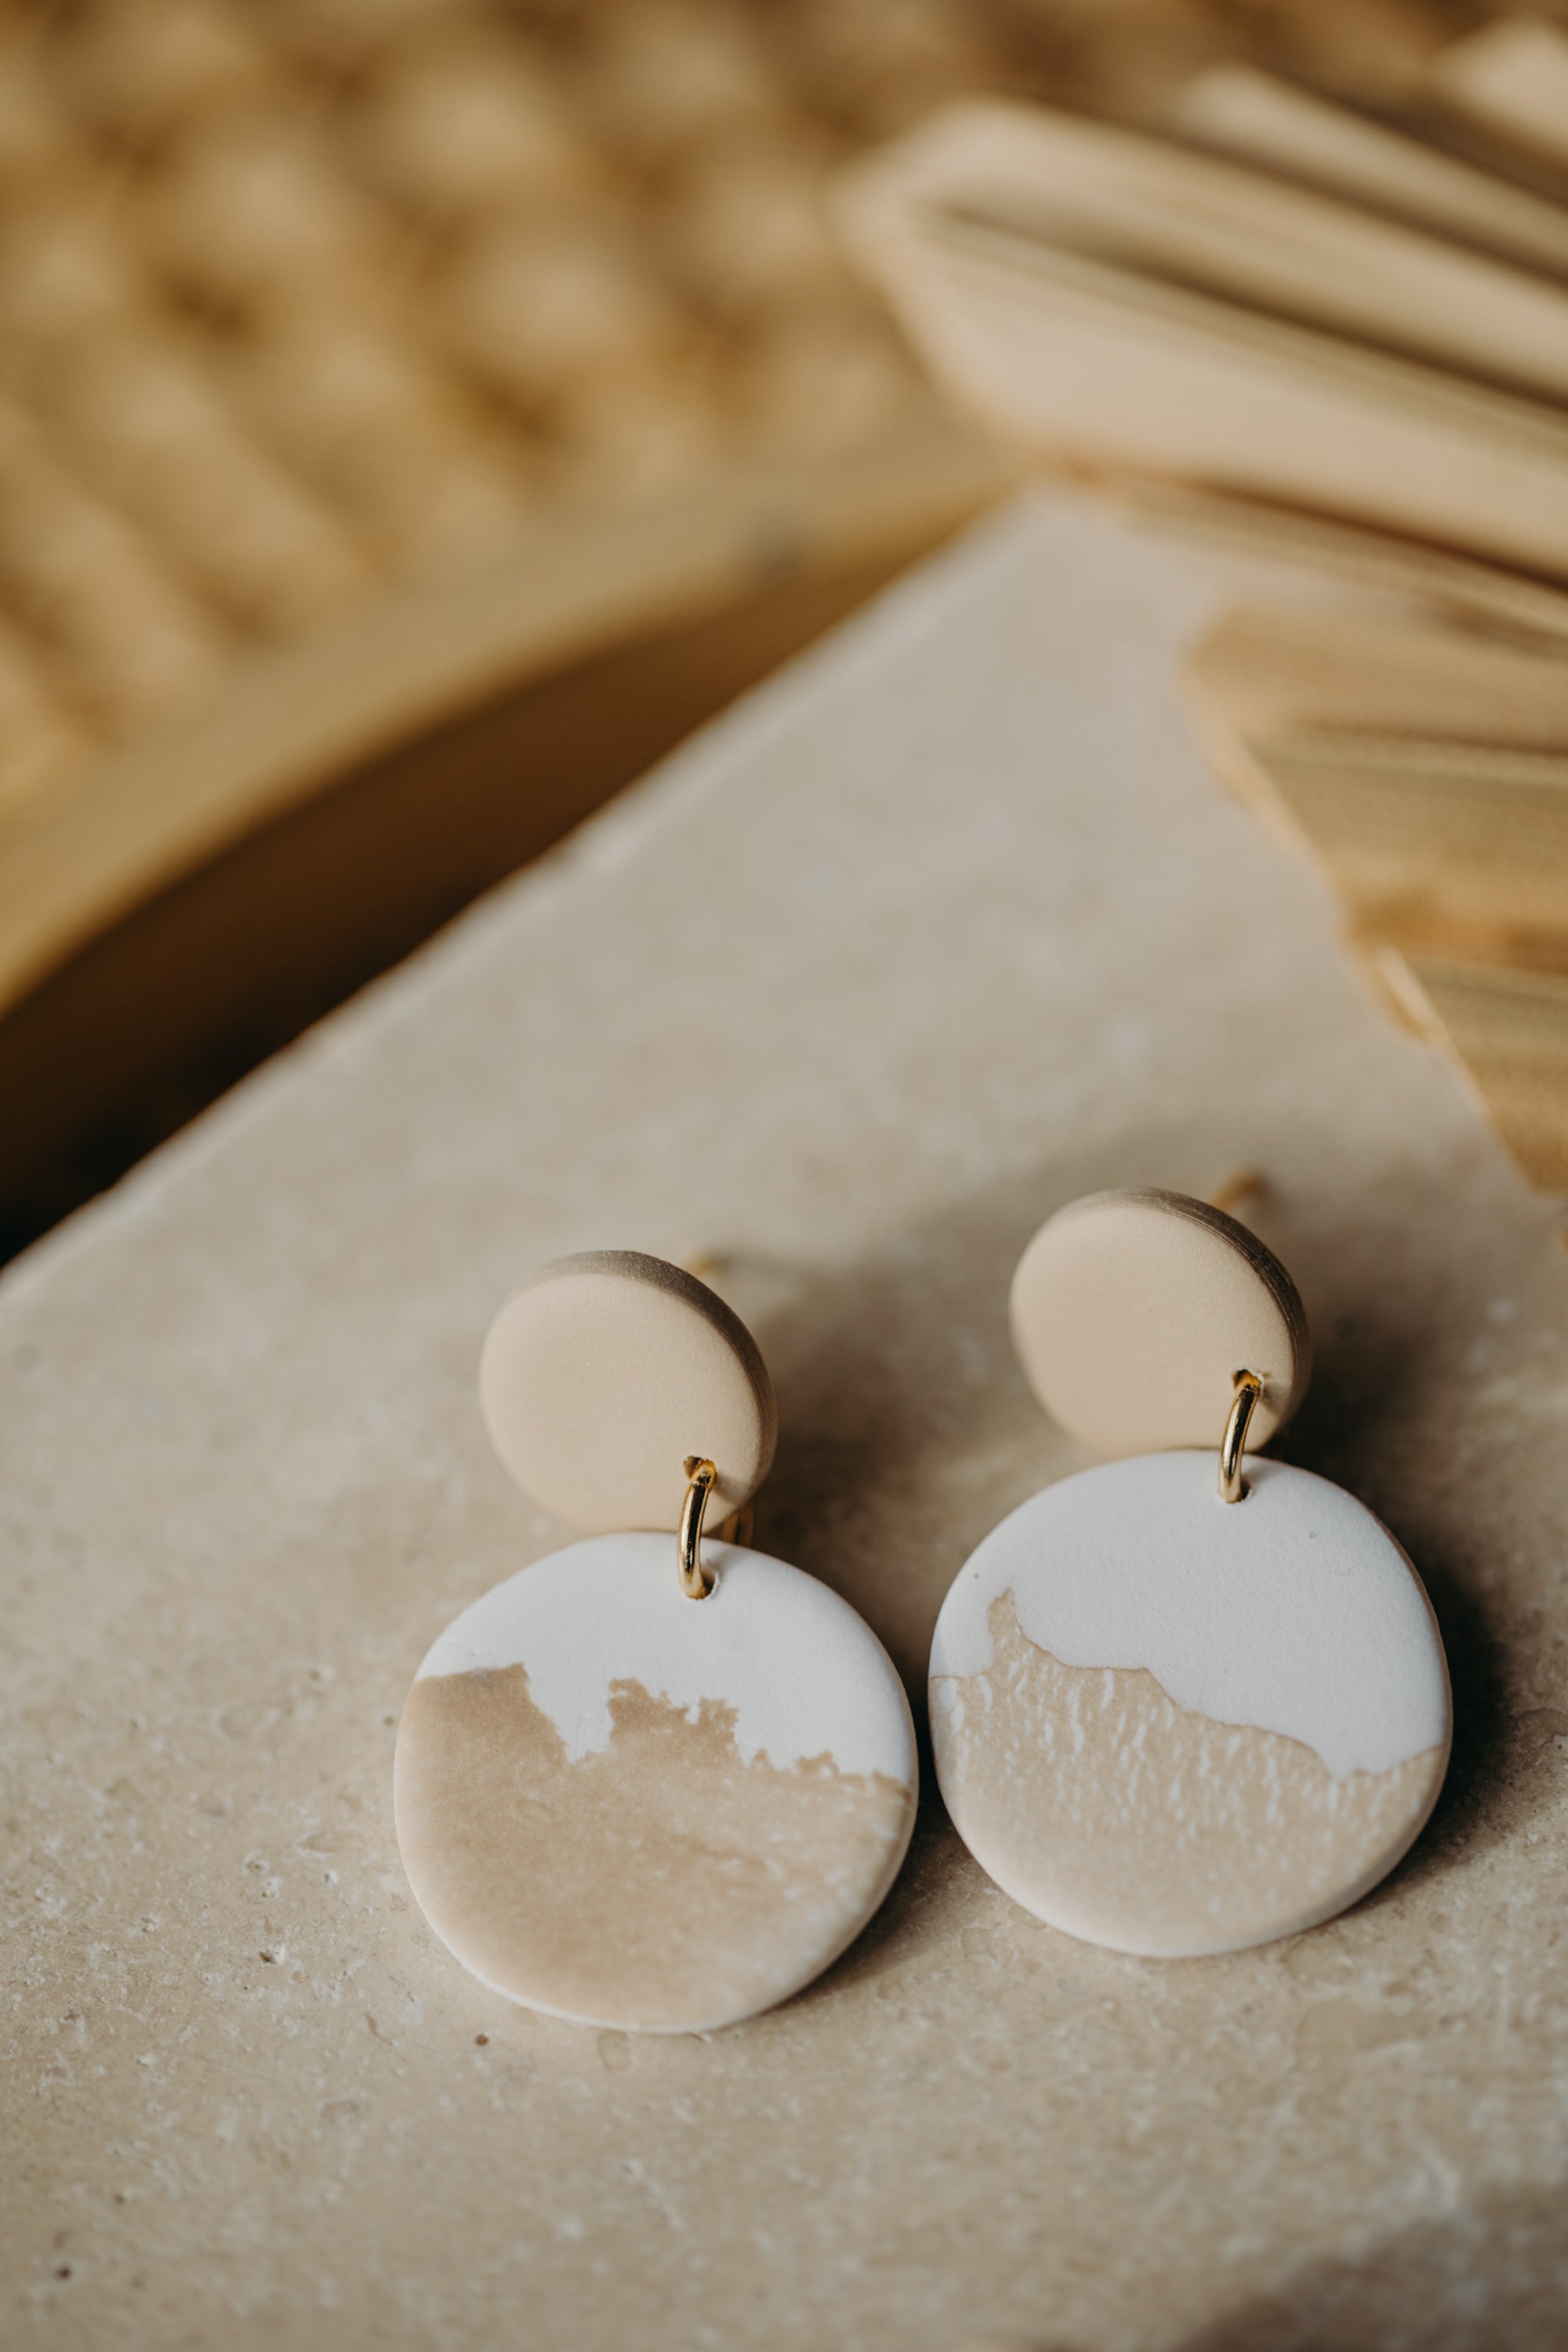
{"left": 0, "top": 0, "right": 1490, "bottom": 1011}
{"left": 0, "top": 0, "right": 1026, "bottom": 1007}
{"left": 0, "top": 0, "right": 1518, "bottom": 1250}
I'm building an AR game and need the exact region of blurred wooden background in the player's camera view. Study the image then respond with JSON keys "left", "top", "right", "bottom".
{"left": 0, "top": 0, "right": 1535, "bottom": 1255}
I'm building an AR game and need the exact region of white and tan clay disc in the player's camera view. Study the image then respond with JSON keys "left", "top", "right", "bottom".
{"left": 396, "top": 1536, "right": 917, "bottom": 2031}
{"left": 929, "top": 1454, "right": 1450, "bottom": 1957}
{"left": 479, "top": 1251, "right": 777, "bottom": 1531}
{"left": 1011, "top": 1189, "right": 1311, "bottom": 1456}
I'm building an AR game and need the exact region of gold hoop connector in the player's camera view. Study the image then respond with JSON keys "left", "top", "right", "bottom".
{"left": 679, "top": 1456, "right": 718, "bottom": 1598}
{"left": 1219, "top": 1370, "right": 1263, "bottom": 1504}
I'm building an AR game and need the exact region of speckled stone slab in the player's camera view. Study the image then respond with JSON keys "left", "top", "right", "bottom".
{"left": 6, "top": 498, "right": 1568, "bottom": 2352}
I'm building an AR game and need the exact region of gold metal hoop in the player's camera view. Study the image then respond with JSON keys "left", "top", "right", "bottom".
{"left": 1219, "top": 1370, "right": 1263, "bottom": 1504}
{"left": 678, "top": 1456, "right": 718, "bottom": 1598}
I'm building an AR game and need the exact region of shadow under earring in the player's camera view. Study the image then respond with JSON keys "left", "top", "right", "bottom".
{"left": 929, "top": 1189, "right": 1451, "bottom": 1958}
{"left": 395, "top": 1250, "right": 917, "bottom": 2032}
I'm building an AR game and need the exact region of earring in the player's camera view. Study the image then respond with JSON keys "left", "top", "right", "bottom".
{"left": 395, "top": 1250, "right": 917, "bottom": 2032}
{"left": 929, "top": 1189, "right": 1451, "bottom": 1958}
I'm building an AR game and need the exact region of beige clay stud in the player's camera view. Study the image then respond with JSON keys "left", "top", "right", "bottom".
{"left": 479, "top": 1249, "right": 777, "bottom": 1531}
{"left": 1010, "top": 1188, "right": 1311, "bottom": 1457}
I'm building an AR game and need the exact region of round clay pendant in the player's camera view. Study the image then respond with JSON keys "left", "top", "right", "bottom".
{"left": 929, "top": 1453, "right": 1450, "bottom": 1956}
{"left": 397, "top": 1534, "right": 917, "bottom": 2029}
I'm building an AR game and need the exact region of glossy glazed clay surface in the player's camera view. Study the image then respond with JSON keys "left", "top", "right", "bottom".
{"left": 396, "top": 1536, "right": 916, "bottom": 2030}
{"left": 930, "top": 1454, "right": 1451, "bottom": 1955}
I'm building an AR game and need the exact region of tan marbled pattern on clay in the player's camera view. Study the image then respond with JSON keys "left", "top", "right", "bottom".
{"left": 931, "top": 1594, "right": 1448, "bottom": 1956}
{"left": 397, "top": 1664, "right": 916, "bottom": 2031}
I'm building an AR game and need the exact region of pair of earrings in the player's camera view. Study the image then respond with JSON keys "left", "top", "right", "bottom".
{"left": 394, "top": 1192, "right": 1452, "bottom": 2032}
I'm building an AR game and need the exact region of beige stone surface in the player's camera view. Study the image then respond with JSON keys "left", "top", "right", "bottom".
{"left": 5, "top": 496, "right": 1568, "bottom": 2350}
